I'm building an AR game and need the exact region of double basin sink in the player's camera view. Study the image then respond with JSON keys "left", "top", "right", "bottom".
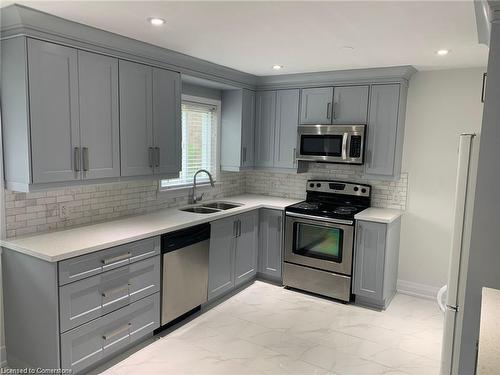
{"left": 180, "top": 201, "right": 242, "bottom": 214}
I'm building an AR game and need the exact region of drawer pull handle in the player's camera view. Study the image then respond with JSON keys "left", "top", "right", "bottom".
{"left": 129, "top": 250, "right": 156, "bottom": 261}
{"left": 101, "top": 283, "right": 130, "bottom": 298}
{"left": 101, "top": 252, "right": 131, "bottom": 265}
{"left": 102, "top": 322, "right": 131, "bottom": 341}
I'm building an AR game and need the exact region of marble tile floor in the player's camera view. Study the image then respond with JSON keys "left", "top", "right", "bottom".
{"left": 95, "top": 281, "right": 443, "bottom": 375}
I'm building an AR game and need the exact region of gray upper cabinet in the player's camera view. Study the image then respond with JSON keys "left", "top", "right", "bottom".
{"left": 255, "top": 89, "right": 299, "bottom": 170}
{"left": 300, "top": 87, "right": 334, "bottom": 124}
{"left": 274, "top": 89, "right": 300, "bottom": 169}
{"left": 78, "top": 51, "right": 120, "bottom": 180}
{"left": 152, "top": 68, "right": 182, "bottom": 176}
{"left": 28, "top": 38, "right": 81, "bottom": 184}
{"left": 364, "top": 84, "right": 404, "bottom": 179}
{"left": 208, "top": 216, "right": 236, "bottom": 301}
{"left": 254, "top": 91, "right": 277, "bottom": 168}
{"left": 221, "top": 89, "right": 255, "bottom": 171}
{"left": 120, "top": 61, "right": 181, "bottom": 178}
{"left": 332, "top": 86, "right": 369, "bottom": 124}
{"left": 258, "top": 209, "right": 283, "bottom": 281}
{"left": 234, "top": 211, "right": 259, "bottom": 287}
{"left": 119, "top": 60, "right": 154, "bottom": 177}
{"left": 353, "top": 218, "right": 401, "bottom": 310}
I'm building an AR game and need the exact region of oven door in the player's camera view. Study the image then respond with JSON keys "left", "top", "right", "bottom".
{"left": 284, "top": 213, "right": 354, "bottom": 275}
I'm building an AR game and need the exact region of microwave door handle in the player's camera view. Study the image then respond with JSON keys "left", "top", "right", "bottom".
{"left": 341, "top": 133, "right": 348, "bottom": 160}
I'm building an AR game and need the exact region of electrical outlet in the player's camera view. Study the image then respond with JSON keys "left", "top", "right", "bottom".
{"left": 59, "top": 205, "right": 68, "bottom": 219}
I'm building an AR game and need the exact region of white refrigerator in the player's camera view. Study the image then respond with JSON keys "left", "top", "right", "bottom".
{"left": 440, "top": 133, "right": 480, "bottom": 375}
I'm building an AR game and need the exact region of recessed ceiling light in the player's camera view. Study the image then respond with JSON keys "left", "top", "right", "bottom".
{"left": 437, "top": 49, "right": 450, "bottom": 56}
{"left": 148, "top": 17, "right": 166, "bottom": 26}
{"left": 272, "top": 65, "right": 283, "bottom": 70}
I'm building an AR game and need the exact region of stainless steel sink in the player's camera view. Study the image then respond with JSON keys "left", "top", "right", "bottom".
{"left": 179, "top": 206, "right": 220, "bottom": 214}
{"left": 201, "top": 201, "right": 242, "bottom": 210}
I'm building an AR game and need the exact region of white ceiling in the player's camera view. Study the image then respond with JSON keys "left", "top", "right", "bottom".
{"left": 5, "top": 0, "right": 489, "bottom": 75}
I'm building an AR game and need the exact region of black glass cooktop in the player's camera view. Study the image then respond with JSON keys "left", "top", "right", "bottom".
{"left": 286, "top": 200, "right": 367, "bottom": 221}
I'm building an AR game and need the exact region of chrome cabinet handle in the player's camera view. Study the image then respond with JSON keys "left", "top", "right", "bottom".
{"left": 238, "top": 220, "right": 241, "bottom": 237}
{"left": 233, "top": 220, "right": 238, "bottom": 238}
{"left": 102, "top": 322, "right": 131, "bottom": 341}
{"left": 242, "top": 147, "right": 247, "bottom": 163}
{"left": 326, "top": 102, "right": 331, "bottom": 119}
{"left": 341, "top": 133, "right": 348, "bottom": 160}
{"left": 155, "top": 147, "right": 160, "bottom": 167}
{"left": 82, "top": 147, "right": 89, "bottom": 171}
{"left": 332, "top": 102, "right": 337, "bottom": 120}
{"left": 74, "top": 147, "right": 81, "bottom": 172}
{"left": 148, "top": 147, "right": 154, "bottom": 168}
{"left": 101, "top": 252, "right": 131, "bottom": 265}
{"left": 101, "top": 283, "right": 130, "bottom": 298}
{"left": 293, "top": 148, "right": 296, "bottom": 165}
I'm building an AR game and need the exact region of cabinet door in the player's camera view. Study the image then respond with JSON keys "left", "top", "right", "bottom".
{"left": 364, "top": 84, "right": 400, "bottom": 177}
{"left": 274, "top": 89, "right": 299, "bottom": 169}
{"left": 332, "top": 86, "right": 369, "bottom": 124}
{"left": 152, "top": 68, "right": 182, "bottom": 176}
{"left": 299, "top": 87, "right": 333, "bottom": 124}
{"left": 119, "top": 60, "right": 154, "bottom": 177}
{"left": 208, "top": 216, "right": 236, "bottom": 300}
{"left": 78, "top": 51, "right": 120, "bottom": 179}
{"left": 241, "top": 89, "right": 256, "bottom": 168}
{"left": 254, "top": 91, "right": 276, "bottom": 168}
{"left": 235, "top": 211, "right": 259, "bottom": 287}
{"left": 27, "top": 39, "right": 80, "bottom": 183}
{"left": 353, "top": 221, "right": 386, "bottom": 301}
{"left": 258, "top": 209, "right": 283, "bottom": 280}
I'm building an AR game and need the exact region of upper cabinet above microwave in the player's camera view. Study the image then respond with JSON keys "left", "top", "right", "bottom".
{"left": 1, "top": 37, "right": 181, "bottom": 192}
{"left": 299, "top": 86, "right": 369, "bottom": 125}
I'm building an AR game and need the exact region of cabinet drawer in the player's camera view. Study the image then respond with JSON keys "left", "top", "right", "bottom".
{"left": 58, "top": 236, "right": 160, "bottom": 285}
{"left": 59, "top": 256, "right": 160, "bottom": 332}
{"left": 61, "top": 293, "right": 160, "bottom": 374}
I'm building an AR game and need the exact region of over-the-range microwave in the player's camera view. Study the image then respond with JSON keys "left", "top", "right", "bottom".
{"left": 296, "top": 124, "right": 366, "bottom": 165}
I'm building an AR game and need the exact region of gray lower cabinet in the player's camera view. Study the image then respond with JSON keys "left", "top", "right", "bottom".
{"left": 255, "top": 89, "right": 300, "bottom": 170}
{"left": 300, "top": 87, "right": 334, "bottom": 124}
{"left": 208, "top": 216, "right": 236, "bottom": 300}
{"left": 2, "top": 237, "right": 161, "bottom": 374}
{"left": 120, "top": 60, "right": 181, "bottom": 178}
{"left": 208, "top": 211, "right": 259, "bottom": 301}
{"left": 258, "top": 209, "right": 283, "bottom": 281}
{"left": 221, "top": 89, "right": 256, "bottom": 171}
{"left": 353, "top": 218, "right": 401, "bottom": 309}
{"left": 364, "top": 84, "right": 406, "bottom": 179}
{"left": 234, "top": 210, "right": 259, "bottom": 286}
{"left": 61, "top": 293, "right": 160, "bottom": 373}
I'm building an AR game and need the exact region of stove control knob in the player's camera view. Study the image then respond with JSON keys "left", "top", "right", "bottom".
{"left": 361, "top": 188, "right": 367, "bottom": 194}
{"left": 353, "top": 187, "right": 359, "bottom": 192}
{"left": 316, "top": 183, "right": 321, "bottom": 188}
{"left": 309, "top": 183, "right": 314, "bottom": 188}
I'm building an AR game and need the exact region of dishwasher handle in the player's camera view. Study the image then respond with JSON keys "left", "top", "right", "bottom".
{"left": 161, "top": 223, "right": 211, "bottom": 253}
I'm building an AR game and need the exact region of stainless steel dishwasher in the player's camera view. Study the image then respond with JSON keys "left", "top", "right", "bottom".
{"left": 161, "top": 223, "right": 210, "bottom": 325}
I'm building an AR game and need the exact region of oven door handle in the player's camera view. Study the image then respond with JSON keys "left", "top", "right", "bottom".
{"left": 286, "top": 212, "right": 353, "bottom": 226}
{"left": 341, "top": 132, "right": 348, "bottom": 160}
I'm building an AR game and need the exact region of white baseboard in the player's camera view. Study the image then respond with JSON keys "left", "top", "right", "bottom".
{"left": 397, "top": 279, "right": 441, "bottom": 301}
{"left": 0, "top": 345, "right": 6, "bottom": 368}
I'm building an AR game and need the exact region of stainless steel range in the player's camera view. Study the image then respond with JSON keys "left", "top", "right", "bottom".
{"left": 283, "top": 180, "right": 371, "bottom": 302}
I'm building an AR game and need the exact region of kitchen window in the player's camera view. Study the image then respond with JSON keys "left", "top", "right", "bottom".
{"left": 160, "top": 95, "right": 220, "bottom": 190}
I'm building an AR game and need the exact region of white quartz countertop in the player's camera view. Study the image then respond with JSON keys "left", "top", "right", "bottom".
{"left": 354, "top": 207, "right": 404, "bottom": 224}
{"left": 0, "top": 194, "right": 301, "bottom": 263}
{"left": 477, "top": 287, "right": 500, "bottom": 375}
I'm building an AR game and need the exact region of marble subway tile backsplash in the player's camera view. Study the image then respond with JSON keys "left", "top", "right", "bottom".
{"left": 245, "top": 164, "right": 408, "bottom": 210}
{"left": 5, "top": 172, "right": 245, "bottom": 238}
{"left": 4, "top": 165, "right": 408, "bottom": 238}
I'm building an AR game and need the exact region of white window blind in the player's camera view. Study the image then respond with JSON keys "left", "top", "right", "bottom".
{"left": 161, "top": 100, "right": 218, "bottom": 188}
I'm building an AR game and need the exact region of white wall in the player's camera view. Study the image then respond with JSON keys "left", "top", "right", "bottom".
{"left": 398, "top": 68, "right": 485, "bottom": 292}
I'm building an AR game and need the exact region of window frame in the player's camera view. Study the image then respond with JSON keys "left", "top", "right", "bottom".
{"left": 158, "top": 94, "right": 221, "bottom": 195}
